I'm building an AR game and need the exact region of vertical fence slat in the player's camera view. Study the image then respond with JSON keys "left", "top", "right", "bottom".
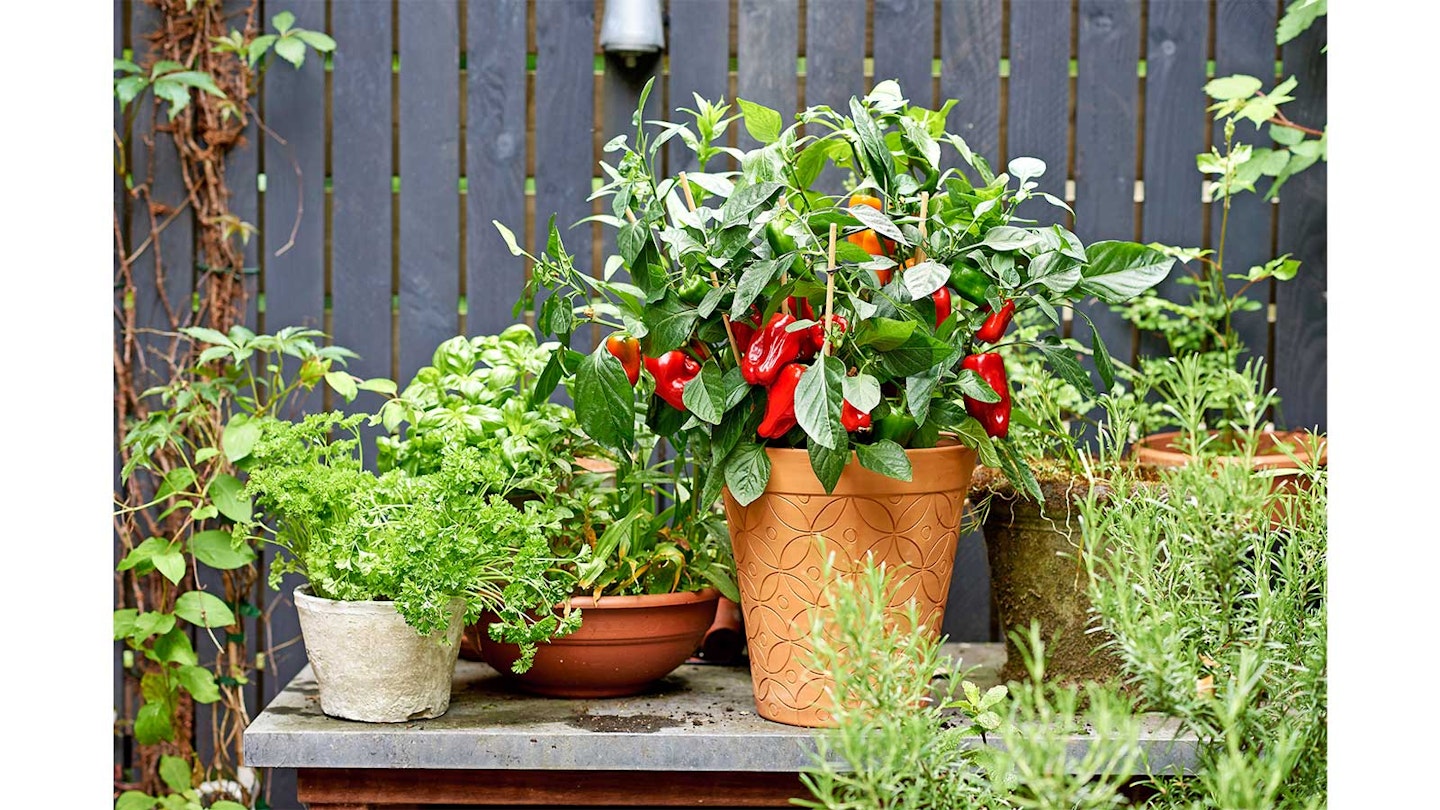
{"left": 199, "top": 0, "right": 262, "bottom": 760}
{"left": 1138, "top": 0, "right": 1208, "bottom": 361}
{"left": 534, "top": 0, "right": 597, "bottom": 352}
{"left": 736, "top": 0, "right": 798, "bottom": 152}
{"left": 333, "top": 0, "right": 394, "bottom": 405}
{"left": 261, "top": 0, "right": 326, "bottom": 385}
{"left": 666, "top": 0, "right": 730, "bottom": 176}
{"left": 939, "top": 0, "right": 1002, "bottom": 172}
{"left": 1274, "top": 17, "right": 1326, "bottom": 433}
{"left": 257, "top": 5, "right": 325, "bottom": 805}
{"left": 938, "top": 0, "right": 1004, "bottom": 645}
{"left": 1006, "top": 0, "right": 1071, "bottom": 223}
{"left": 873, "top": 0, "right": 937, "bottom": 108}
{"left": 1213, "top": 0, "right": 1278, "bottom": 371}
{"left": 468, "top": 0, "right": 527, "bottom": 336}
{"left": 398, "top": 0, "right": 461, "bottom": 381}
{"left": 1074, "top": 0, "right": 1141, "bottom": 368}
{"left": 128, "top": 1, "right": 195, "bottom": 389}
{"left": 804, "top": 0, "right": 865, "bottom": 195}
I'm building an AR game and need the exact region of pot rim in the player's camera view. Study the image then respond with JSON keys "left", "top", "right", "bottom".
{"left": 559, "top": 587, "right": 721, "bottom": 611}
{"left": 1134, "top": 428, "right": 1327, "bottom": 469}
{"left": 293, "top": 583, "right": 464, "bottom": 613}
{"left": 758, "top": 435, "right": 966, "bottom": 460}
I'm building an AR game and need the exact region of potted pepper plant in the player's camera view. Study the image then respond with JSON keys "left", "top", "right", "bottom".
{"left": 496, "top": 79, "right": 1175, "bottom": 726}
{"left": 233, "top": 411, "right": 582, "bottom": 723}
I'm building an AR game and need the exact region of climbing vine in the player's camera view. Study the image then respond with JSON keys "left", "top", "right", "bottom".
{"left": 113, "top": 1, "right": 333, "bottom": 805}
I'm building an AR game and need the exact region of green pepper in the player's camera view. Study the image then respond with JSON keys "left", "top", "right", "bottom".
{"left": 873, "top": 413, "right": 917, "bottom": 447}
{"left": 765, "top": 213, "right": 809, "bottom": 278}
{"left": 678, "top": 275, "right": 711, "bottom": 305}
{"left": 948, "top": 264, "right": 991, "bottom": 307}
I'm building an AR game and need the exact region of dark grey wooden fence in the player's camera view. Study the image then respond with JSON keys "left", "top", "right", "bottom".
{"left": 116, "top": 1, "right": 1326, "bottom": 805}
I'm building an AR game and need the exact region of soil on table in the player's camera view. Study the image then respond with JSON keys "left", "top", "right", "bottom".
{"left": 564, "top": 712, "right": 685, "bottom": 734}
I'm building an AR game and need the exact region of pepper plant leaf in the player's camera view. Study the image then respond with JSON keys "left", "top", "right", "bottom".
{"left": 855, "top": 439, "right": 913, "bottom": 481}
{"left": 575, "top": 346, "right": 636, "bottom": 451}
{"left": 1078, "top": 241, "right": 1177, "bottom": 302}
{"left": 808, "top": 439, "right": 850, "bottom": 494}
{"left": 796, "top": 355, "right": 845, "bottom": 450}
{"left": 724, "top": 443, "right": 771, "bottom": 506}
{"left": 643, "top": 296, "right": 701, "bottom": 355}
{"left": 681, "top": 361, "right": 726, "bottom": 425}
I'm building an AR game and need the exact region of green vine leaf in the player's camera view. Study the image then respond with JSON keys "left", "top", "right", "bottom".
{"left": 174, "top": 592, "right": 236, "bottom": 629}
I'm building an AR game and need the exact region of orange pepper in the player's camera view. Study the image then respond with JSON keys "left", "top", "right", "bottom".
{"left": 846, "top": 194, "right": 895, "bottom": 257}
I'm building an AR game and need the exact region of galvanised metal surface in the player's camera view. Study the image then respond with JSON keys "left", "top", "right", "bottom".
{"left": 244, "top": 642, "right": 1198, "bottom": 773}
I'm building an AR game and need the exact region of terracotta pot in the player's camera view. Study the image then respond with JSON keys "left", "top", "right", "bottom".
{"left": 478, "top": 588, "right": 720, "bottom": 698}
{"left": 459, "top": 456, "right": 618, "bottom": 663}
{"left": 1132, "top": 429, "right": 1326, "bottom": 526}
{"left": 698, "top": 596, "right": 745, "bottom": 664}
{"left": 722, "top": 441, "right": 977, "bottom": 727}
{"left": 972, "top": 472, "right": 1124, "bottom": 686}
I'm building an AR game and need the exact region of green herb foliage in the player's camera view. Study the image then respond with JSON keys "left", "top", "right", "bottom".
{"left": 114, "top": 326, "right": 384, "bottom": 751}
{"left": 237, "top": 412, "right": 583, "bottom": 670}
{"left": 797, "top": 553, "right": 1144, "bottom": 810}
{"left": 1114, "top": 2, "right": 1324, "bottom": 442}
{"left": 376, "top": 324, "right": 594, "bottom": 497}
{"left": 1081, "top": 447, "right": 1327, "bottom": 808}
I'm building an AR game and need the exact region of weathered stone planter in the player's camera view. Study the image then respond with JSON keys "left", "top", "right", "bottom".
{"left": 293, "top": 584, "right": 464, "bottom": 723}
{"left": 972, "top": 469, "right": 1123, "bottom": 686}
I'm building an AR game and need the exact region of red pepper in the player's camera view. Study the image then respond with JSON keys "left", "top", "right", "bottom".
{"left": 803, "top": 314, "right": 848, "bottom": 358}
{"left": 975, "top": 300, "right": 1016, "bottom": 344}
{"left": 841, "top": 399, "right": 872, "bottom": 432}
{"left": 787, "top": 296, "right": 815, "bottom": 321}
{"left": 757, "top": 362, "right": 806, "bottom": 439}
{"left": 931, "top": 287, "right": 952, "bottom": 329}
{"left": 961, "top": 353, "right": 1010, "bottom": 438}
{"left": 604, "top": 334, "right": 642, "bottom": 386}
{"left": 644, "top": 350, "right": 701, "bottom": 412}
{"left": 730, "top": 309, "right": 763, "bottom": 357}
{"left": 741, "top": 312, "right": 805, "bottom": 387}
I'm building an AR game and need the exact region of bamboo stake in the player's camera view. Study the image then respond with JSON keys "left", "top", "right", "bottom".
{"left": 914, "top": 191, "right": 929, "bottom": 264}
{"left": 778, "top": 195, "right": 791, "bottom": 317}
{"left": 678, "top": 171, "right": 741, "bottom": 360}
{"left": 823, "top": 224, "right": 837, "bottom": 357}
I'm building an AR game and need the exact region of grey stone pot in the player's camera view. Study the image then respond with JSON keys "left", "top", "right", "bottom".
{"left": 294, "top": 585, "right": 464, "bottom": 723}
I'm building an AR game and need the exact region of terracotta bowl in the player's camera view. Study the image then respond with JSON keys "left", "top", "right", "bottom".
{"left": 1132, "top": 429, "right": 1326, "bottom": 526}
{"left": 477, "top": 589, "right": 721, "bottom": 698}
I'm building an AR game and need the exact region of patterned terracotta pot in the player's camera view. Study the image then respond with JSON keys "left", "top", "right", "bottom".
{"left": 722, "top": 442, "right": 977, "bottom": 727}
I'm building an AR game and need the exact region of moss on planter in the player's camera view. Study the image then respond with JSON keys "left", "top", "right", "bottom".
{"left": 970, "top": 463, "right": 1158, "bottom": 687}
